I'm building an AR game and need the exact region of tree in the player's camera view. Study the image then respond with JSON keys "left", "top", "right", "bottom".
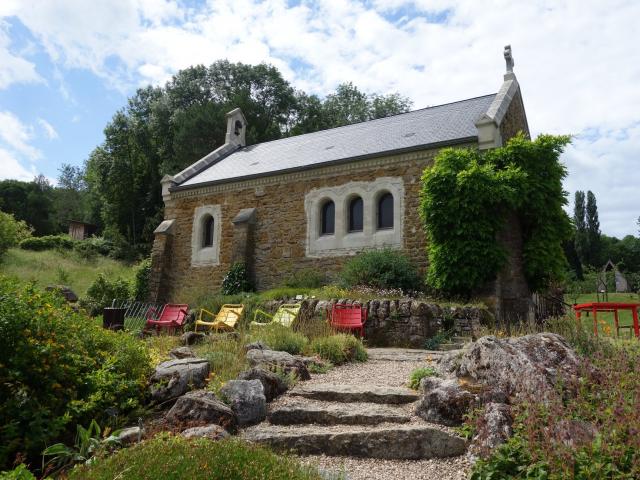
{"left": 585, "top": 190, "right": 601, "bottom": 266}
{"left": 0, "top": 179, "right": 55, "bottom": 235}
{"left": 51, "top": 164, "right": 89, "bottom": 231}
{"left": 573, "top": 190, "right": 587, "bottom": 266}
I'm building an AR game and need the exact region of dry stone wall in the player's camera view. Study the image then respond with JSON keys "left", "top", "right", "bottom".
{"left": 260, "top": 298, "right": 490, "bottom": 348}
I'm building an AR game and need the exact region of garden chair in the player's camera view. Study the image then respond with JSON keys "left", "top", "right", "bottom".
{"left": 327, "top": 303, "right": 367, "bottom": 337}
{"left": 145, "top": 303, "right": 189, "bottom": 333}
{"left": 251, "top": 303, "right": 301, "bottom": 328}
{"left": 194, "top": 304, "right": 245, "bottom": 332}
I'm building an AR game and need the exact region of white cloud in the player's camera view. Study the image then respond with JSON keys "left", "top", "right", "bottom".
{"left": 0, "top": 148, "right": 36, "bottom": 181}
{"left": 0, "top": 111, "right": 41, "bottom": 160}
{"left": 37, "top": 118, "right": 58, "bottom": 140}
{"left": 0, "top": 20, "right": 42, "bottom": 89}
{"left": 1, "top": 0, "right": 639, "bottom": 235}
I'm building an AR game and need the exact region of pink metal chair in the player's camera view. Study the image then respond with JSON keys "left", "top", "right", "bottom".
{"left": 327, "top": 304, "right": 367, "bottom": 338}
{"left": 145, "top": 303, "right": 189, "bottom": 333}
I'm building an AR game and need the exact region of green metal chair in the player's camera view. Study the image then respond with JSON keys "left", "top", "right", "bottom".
{"left": 251, "top": 303, "right": 301, "bottom": 328}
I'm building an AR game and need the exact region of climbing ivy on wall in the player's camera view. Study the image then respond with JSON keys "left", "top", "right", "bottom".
{"left": 420, "top": 133, "right": 572, "bottom": 296}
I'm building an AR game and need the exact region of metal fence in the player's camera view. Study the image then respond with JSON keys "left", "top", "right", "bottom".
{"left": 110, "top": 299, "right": 163, "bottom": 331}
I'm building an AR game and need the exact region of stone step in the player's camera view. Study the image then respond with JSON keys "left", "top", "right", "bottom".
{"left": 366, "top": 348, "right": 442, "bottom": 362}
{"left": 269, "top": 400, "right": 412, "bottom": 426}
{"left": 242, "top": 424, "right": 467, "bottom": 459}
{"left": 439, "top": 343, "right": 464, "bottom": 351}
{"left": 451, "top": 336, "right": 472, "bottom": 343}
{"left": 290, "top": 384, "right": 419, "bottom": 404}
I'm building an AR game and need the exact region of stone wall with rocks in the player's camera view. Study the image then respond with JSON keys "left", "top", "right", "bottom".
{"left": 261, "top": 298, "right": 490, "bottom": 348}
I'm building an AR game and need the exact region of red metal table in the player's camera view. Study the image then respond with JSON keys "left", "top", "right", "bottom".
{"left": 573, "top": 302, "right": 640, "bottom": 338}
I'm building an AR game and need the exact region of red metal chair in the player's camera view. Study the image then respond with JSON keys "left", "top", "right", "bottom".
{"left": 327, "top": 304, "right": 367, "bottom": 338}
{"left": 146, "top": 303, "right": 189, "bottom": 333}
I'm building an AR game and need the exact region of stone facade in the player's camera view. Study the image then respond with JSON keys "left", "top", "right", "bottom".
{"left": 155, "top": 146, "right": 465, "bottom": 300}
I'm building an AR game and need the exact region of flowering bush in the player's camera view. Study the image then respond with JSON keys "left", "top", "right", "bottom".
{"left": 221, "top": 262, "right": 253, "bottom": 295}
{"left": 0, "top": 276, "right": 151, "bottom": 470}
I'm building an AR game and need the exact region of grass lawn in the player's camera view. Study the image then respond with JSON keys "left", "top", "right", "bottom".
{"left": 570, "top": 292, "right": 640, "bottom": 338}
{"left": 0, "top": 248, "right": 135, "bottom": 297}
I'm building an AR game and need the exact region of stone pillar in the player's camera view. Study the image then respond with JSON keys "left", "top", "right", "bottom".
{"left": 478, "top": 211, "right": 533, "bottom": 327}
{"left": 231, "top": 208, "right": 257, "bottom": 283}
{"left": 148, "top": 219, "right": 175, "bottom": 303}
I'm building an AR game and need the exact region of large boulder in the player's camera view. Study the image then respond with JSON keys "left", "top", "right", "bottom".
{"left": 150, "top": 358, "right": 210, "bottom": 404}
{"left": 438, "top": 333, "right": 581, "bottom": 400}
{"left": 112, "top": 426, "right": 143, "bottom": 446}
{"left": 166, "top": 390, "right": 237, "bottom": 432}
{"left": 220, "top": 379, "right": 267, "bottom": 426}
{"left": 246, "top": 349, "right": 311, "bottom": 381}
{"left": 181, "top": 424, "right": 230, "bottom": 440}
{"left": 415, "top": 377, "right": 477, "bottom": 426}
{"left": 237, "top": 368, "right": 288, "bottom": 402}
{"left": 470, "top": 402, "right": 513, "bottom": 457}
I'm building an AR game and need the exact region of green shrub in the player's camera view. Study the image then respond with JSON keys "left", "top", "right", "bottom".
{"left": 68, "top": 435, "right": 326, "bottom": 480}
{"left": 423, "top": 330, "right": 453, "bottom": 350}
{"left": 19, "top": 234, "right": 74, "bottom": 251}
{"left": 308, "top": 334, "right": 368, "bottom": 365}
{"left": 340, "top": 248, "right": 421, "bottom": 291}
{"left": 470, "top": 436, "right": 549, "bottom": 480}
{"left": 80, "top": 273, "right": 132, "bottom": 316}
{"left": 250, "top": 323, "right": 308, "bottom": 355}
{"left": 0, "top": 464, "right": 37, "bottom": 480}
{"left": 72, "top": 237, "right": 113, "bottom": 260}
{"left": 408, "top": 367, "right": 437, "bottom": 389}
{"left": 221, "top": 262, "right": 253, "bottom": 295}
{"left": 284, "top": 268, "right": 325, "bottom": 288}
{"left": 0, "top": 211, "right": 32, "bottom": 257}
{"left": 133, "top": 258, "right": 152, "bottom": 300}
{"left": 0, "top": 276, "right": 151, "bottom": 470}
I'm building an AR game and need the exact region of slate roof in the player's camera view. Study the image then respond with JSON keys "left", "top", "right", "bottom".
{"left": 177, "top": 93, "right": 496, "bottom": 189}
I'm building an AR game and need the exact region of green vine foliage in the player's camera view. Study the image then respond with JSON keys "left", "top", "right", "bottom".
{"left": 420, "top": 133, "right": 572, "bottom": 296}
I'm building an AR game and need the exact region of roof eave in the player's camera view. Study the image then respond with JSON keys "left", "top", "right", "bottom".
{"left": 170, "top": 135, "right": 477, "bottom": 193}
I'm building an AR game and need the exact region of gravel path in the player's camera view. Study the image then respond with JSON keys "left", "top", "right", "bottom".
{"left": 268, "top": 349, "right": 473, "bottom": 480}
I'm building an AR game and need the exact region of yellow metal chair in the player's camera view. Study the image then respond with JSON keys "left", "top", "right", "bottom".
{"left": 194, "top": 304, "right": 244, "bottom": 332}
{"left": 251, "top": 303, "right": 301, "bottom": 328}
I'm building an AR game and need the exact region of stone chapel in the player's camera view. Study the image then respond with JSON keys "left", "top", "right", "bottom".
{"left": 149, "top": 46, "right": 531, "bottom": 320}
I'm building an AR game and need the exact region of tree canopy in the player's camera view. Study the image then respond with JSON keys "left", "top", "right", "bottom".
{"left": 420, "top": 134, "right": 573, "bottom": 296}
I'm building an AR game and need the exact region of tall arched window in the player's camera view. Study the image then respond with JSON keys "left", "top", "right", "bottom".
{"left": 348, "top": 196, "right": 363, "bottom": 232}
{"left": 321, "top": 200, "right": 335, "bottom": 235}
{"left": 202, "top": 214, "right": 214, "bottom": 247}
{"left": 377, "top": 192, "right": 394, "bottom": 229}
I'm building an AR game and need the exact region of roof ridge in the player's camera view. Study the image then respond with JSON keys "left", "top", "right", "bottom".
{"left": 240, "top": 93, "right": 497, "bottom": 150}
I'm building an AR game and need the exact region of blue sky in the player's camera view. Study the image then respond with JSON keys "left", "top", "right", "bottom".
{"left": 0, "top": 0, "right": 638, "bottom": 237}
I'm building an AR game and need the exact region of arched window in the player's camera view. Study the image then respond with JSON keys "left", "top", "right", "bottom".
{"left": 348, "top": 196, "right": 363, "bottom": 232}
{"left": 202, "top": 214, "right": 214, "bottom": 247}
{"left": 377, "top": 192, "right": 394, "bottom": 229}
{"left": 320, "top": 200, "right": 335, "bottom": 235}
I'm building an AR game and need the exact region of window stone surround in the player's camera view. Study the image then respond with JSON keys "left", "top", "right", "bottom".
{"left": 191, "top": 205, "right": 222, "bottom": 266}
{"left": 305, "top": 177, "right": 404, "bottom": 257}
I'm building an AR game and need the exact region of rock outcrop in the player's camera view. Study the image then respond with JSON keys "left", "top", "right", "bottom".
{"left": 150, "top": 357, "right": 210, "bottom": 404}
{"left": 220, "top": 379, "right": 267, "bottom": 426}
{"left": 246, "top": 349, "right": 310, "bottom": 380}
{"left": 415, "top": 377, "right": 477, "bottom": 426}
{"left": 169, "top": 346, "right": 196, "bottom": 359}
{"left": 470, "top": 402, "right": 513, "bottom": 456}
{"left": 237, "top": 368, "right": 288, "bottom": 402}
{"left": 181, "top": 424, "right": 230, "bottom": 440}
{"left": 166, "top": 390, "right": 237, "bottom": 432}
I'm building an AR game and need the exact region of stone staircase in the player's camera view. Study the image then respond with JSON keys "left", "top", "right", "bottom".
{"left": 242, "top": 382, "right": 467, "bottom": 460}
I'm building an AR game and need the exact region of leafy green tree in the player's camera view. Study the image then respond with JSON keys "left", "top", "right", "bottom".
{"left": 0, "top": 179, "right": 55, "bottom": 235}
{"left": 51, "top": 164, "right": 89, "bottom": 231}
{"left": 420, "top": 134, "right": 572, "bottom": 296}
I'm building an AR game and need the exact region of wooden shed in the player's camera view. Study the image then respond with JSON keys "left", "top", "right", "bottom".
{"left": 68, "top": 221, "right": 96, "bottom": 240}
